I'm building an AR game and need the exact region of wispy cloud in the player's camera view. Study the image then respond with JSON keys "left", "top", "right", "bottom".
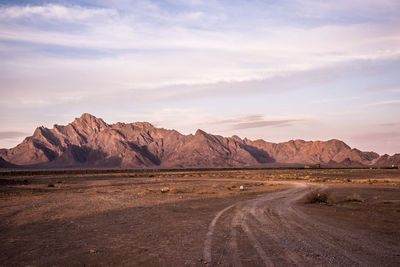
{"left": 231, "top": 120, "right": 298, "bottom": 130}
{"left": 290, "top": 0, "right": 400, "bottom": 21}
{"left": 0, "top": 1, "right": 400, "bottom": 154}
{"left": 209, "top": 114, "right": 265, "bottom": 125}
{"left": 0, "top": 131, "right": 28, "bottom": 139}
{"left": 0, "top": 4, "right": 116, "bottom": 21}
{"left": 0, "top": 2, "right": 399, "bottom": 102}
{"left": 378, "top": 122, "right": 400, "bottom": 127}
{"left": 209, "top": 114, "right": 301, "bottom": 130}
{"left": 367, "top": 100, "right": 400, "bottom": 106}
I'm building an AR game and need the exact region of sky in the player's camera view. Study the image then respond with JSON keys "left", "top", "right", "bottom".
{"left": 0, "top": 0, "right": 399, "bottom": 155}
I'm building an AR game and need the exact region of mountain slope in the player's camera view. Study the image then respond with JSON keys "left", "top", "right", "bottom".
{"left": 0, "top": 156, "right": 19, "bottom": 168}
{"left": 374, "top": 154, "right": 400, "bottom": 166}
{"left": 0, "top": 113, "right": 394, "bottom": 168}
{"left": 244, "top": 138, "right": 380, "bottom": 166}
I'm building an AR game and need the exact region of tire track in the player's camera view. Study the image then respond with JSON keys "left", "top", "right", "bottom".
{"left": 203, "top": 203, "right": 236, "bottom": 264}
{"left": 203, "top": 182, "right": 399, "bottom": 266}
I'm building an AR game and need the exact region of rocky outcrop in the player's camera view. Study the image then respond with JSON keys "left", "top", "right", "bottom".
{"left": 0, "top": 113, "right": 395, "bottom": 168}
{"left": 244, "top": 139, "right": 380, "bottom": 166}
{"left": 374, "top": 154, "right": 400, "bottom": 167}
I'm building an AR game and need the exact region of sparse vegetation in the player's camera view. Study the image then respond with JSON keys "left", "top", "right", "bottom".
{"left": 344, "top": 193, "right": 363, "bottom": 203}
{"left": 1, "top": 168, "right": 399, "bottom": 266}
{"left": 169, "top": 188, "right": 185, "bottom": 194}
{"left": 305, "top": 191, "right": 334, "bottom": 205}
{"left": 226, "top": 183, "right": 239, "bottom": 190}
{"left": 196, "top": 190, "right": 217, "bottom": 194}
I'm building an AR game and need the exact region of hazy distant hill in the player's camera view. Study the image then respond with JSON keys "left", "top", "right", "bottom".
{"left": 0, "top": 113, "right": 398, "bottom": 168}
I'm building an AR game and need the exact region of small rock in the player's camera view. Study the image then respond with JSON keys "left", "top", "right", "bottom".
{"left": 240, "top": 185, "right": 244, "bottom": 191}
{"left": 89, "top": 249, "right": 97, "bottom": 254}
{"left": 161, "top": 187, "right": 170, "bottom": 193}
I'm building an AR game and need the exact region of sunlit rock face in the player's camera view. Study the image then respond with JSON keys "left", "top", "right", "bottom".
{"left": 1, "top": 114, "right": 396, "bottom": 169}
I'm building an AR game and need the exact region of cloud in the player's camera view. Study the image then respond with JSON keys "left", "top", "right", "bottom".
{"left": 279, "top": 0, "right": 400, "bottom": 25}
{"left": 0, "top": 3, "right": 399, "bottom": 102}
{"left": 367, "top": 100, "right": 400, "bottom": 106}
{"left": 378, "top": 122, "right": 400, "bottom": 127}
{"left": 0, "top": 4, "right": 116, "bottom": 21}
{"left": 230, "top": 120, "right": 298, "bottom": 130}
{"left": 0, "top": 131, "right": 28, "bottom": 139}
{"left": 209, "top": 114, "right": 265, "bottom": 125}
{"left": 0, "top": 1, "right": 399, "bottom": 154}
{"left": 1, "top": 3, "right": 400, "bottom": 55}
{"left": 208, "top": 114, "right": 301, "bottom": 130}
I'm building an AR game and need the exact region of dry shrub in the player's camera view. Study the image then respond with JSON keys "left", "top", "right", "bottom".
{"left": 141, "top": 189, "right": 156, "bottom": 195}
{"left": 226, "top": 183, "right": 239, "bottom": 190}
{"left": 305, "top": 191, "right": 334, "bottom": 205}
{"left": 310, "top": 177, "right": 328, "bottom": 183}
{"left": 196, "top": 190, "right": 216, "bottom": 194}
{"left": 169, "top": 188, "right": 185, "bottom": 194}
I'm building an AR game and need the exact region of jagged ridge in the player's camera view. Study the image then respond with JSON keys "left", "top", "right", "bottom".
{"left": 0, "top": 113, "right": 398, "bottom": 168}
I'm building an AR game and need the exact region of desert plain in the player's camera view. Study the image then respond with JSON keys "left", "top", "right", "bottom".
{"left": 1, "top": 168, "right": 400, "bottom": 266}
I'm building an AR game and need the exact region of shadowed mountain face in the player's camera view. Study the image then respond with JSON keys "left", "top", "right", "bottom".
{"left": 0, "top": 113, "right": 397, "bottom": 168}
{"left": 0, "top": 156, "right": 18, "bottom": 168}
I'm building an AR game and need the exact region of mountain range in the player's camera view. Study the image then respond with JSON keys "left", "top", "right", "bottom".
{"left": 0, "top": 113, "right": 398, "bottom": 168}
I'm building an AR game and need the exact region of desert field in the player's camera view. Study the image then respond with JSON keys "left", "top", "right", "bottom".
{"left": 1, "top": 168, "right": 400, "bottom": 266}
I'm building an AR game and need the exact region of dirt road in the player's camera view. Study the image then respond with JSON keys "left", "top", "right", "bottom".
{"left": 203, "top": 182, "right": 400, "bottom": 266}
{"left": 1, "top": 170, "right": 400, "bottom": 266}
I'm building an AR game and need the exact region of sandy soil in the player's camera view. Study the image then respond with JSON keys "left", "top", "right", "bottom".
{"left": 0, "top": 169, "right": 399, "bottom": 266}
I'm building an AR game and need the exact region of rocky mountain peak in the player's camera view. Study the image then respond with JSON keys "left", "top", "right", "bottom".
{"left": 71, "top": 113, "right": 109, "bottom": 133}
{"left": 231, "top": 135, "right": 242, "bottom": 142}
{"left": 195, "top": 129, "right": 207, "bottom": 136}
{"left": 132, "top": 122, "right": 155, "bottom": 130}
{"left": 0, "top": 114, "right": 398, "bottom": 168}
{"left": 33, "top": 126, "right": 46, "bottom": 137}
{"left": 326, "top": 139, "right": 351, "bottom": 149}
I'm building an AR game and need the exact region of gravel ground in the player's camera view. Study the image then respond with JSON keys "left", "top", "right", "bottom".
{"left": 0, "top": 169, "right": 399, "bottom": 266}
